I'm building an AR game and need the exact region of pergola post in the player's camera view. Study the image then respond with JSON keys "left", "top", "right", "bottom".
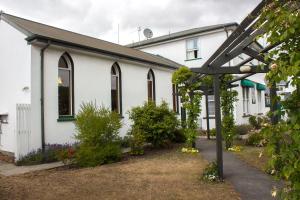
{"left": 213, "top": 74, "right": 223, "bottom": 179}
{"left": 205, "top": 90, "right": 211, "bottom": 140}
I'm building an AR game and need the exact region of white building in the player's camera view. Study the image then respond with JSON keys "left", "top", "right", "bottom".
{"left": 0, "top": 12, "right": 181, "bottom": 159}
{"left": 127, "top": 24, "right": 270, "bottom": 129}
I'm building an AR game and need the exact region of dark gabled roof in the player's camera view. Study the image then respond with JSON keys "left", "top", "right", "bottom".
{"left": 126, "top": 22, "right": 238, "bottom": 48}
{"left": 0, "top": 12, "right": 181, "bottom": 69}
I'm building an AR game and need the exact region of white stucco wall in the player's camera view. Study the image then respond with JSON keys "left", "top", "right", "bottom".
{"left": 136, "top": 29, "right": 270, "bottom": 129}
{"left": 29, "top": 45, "right": 175, "bottom": 146}
{"left": 0, "top": 20, "right": 31, "bottom": 153}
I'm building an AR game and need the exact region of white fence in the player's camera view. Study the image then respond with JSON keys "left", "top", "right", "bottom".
{"left": 16, "top": 104, "right": 31, "bottom": 160}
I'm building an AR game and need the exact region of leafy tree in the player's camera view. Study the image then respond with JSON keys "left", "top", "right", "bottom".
{"left": 172, "top": 67, "right": 202, "bottom": 147}
{"left": 220, "top": 75, "right": 238, "bottom": 149}
{"left": 258, "top": 1, "right": 300, "bottom": 199}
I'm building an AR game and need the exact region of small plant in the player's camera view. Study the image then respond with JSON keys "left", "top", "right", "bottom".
{"left": 246, "top": 132, "right": 266, "bottom": 147}
{"left": 202, "top": 161, "right": 220, "bottom": 182}
{"left": 74, "top": 103, "right": 122, "bottom": 167}
{"left": 128, "top": 127, "right": 145, "bottom": 155}
{"left": 16, "top": 144, "right": 73, "bottom": 166}
{"left": 181, "top": 147, "right": 198, "bottom": 153}
{"left": 227, "top": 145, "right": 243, "bottom": 152}
{"left": 119, "top": 136, "right": 131, "bottom": 148}
{"left": 209, "top": 128, "right": 216, "bottom": 137}
{"left": 235, "top": 124, "right": 252, "bottom": 135}
{"left": 249, "top": 115, "right": 262, "bottom": 130}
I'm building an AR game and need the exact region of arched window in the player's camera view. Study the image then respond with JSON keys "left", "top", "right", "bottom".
{"left": 111, "top": 63, "right": 122, "bottom": 114}
{"left": 147, "top": 69, "right": 155, "bottom": 102}
{"left": 58, "top": 53, "right": 74, "bottom": 116}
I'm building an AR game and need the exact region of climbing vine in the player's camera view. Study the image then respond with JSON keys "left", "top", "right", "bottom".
{"left": 172, "top": 67, "right": 202, "bottom": 147}
{"left": 220, "top": 75, "right": 238, "bottom": 149}
{"left": 258, "top": 1, "right": 300, "bottom": 199}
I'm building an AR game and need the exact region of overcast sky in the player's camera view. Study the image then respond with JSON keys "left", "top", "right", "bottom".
{"left": 0, "top": 0, "right": 261, "bottom": 45}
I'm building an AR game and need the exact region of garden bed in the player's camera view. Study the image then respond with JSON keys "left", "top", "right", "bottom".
{"left": 0, "top": 146, "right": 240, "bottom": 200}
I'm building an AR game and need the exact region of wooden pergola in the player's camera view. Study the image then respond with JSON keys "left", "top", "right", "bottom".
{"left": 190, "top": 0, "right": 279, "bottom": 179}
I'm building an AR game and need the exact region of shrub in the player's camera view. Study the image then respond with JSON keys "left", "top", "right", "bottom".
{"left": 245, "top": 132, "right": 266, "bottom": 147}
{"left": 74, "top": 103, "right": 122, "bottom": 167}
{"left": 128, "top": 127, "right": 145, "bottom": 155}
{"left": 202, "top": 161, "right": 220, "bottom": 182}
{"left": 235, "top": 124, "right": 252, "bottom": 135}
{"left": 16, "top": 144, "right": 72, "bottom": 166}
{"left": 172, "top": 129, "right": 186, "bottom": 143}
{"left": 128, "top": 101, "right": 179, "bottom": 148}
{"left": 249, "top": 115, "right": 263, "bottom": 130}
{"left": 119, "top": 136, "right": 131, "bottom": 148}
{"left": 210, "top": 128, "right": 216, "bottom": 136}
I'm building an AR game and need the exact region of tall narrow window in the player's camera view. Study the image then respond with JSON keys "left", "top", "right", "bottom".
{"left": 208, "top": 95, "right": 215, "bottom": 116}
{"left": 186, "top": 38, "right": 199, "bottom": 60}
{"left": 111, "top": 63, "right": 121, "bottom": 114}
{"left": 242, "top": 87, "right": 250, "bottom": 115}
{"left": 172, "top": 84, "right": 179, "bottom": 113}
{"left": 147, "top": 69, "right": 155, "bottom": 102}
{"left": 58, "top": 53, "right": 74, "bottom": 116}
{"left": 257, "top": 90, "right": 262, "bottom": 112}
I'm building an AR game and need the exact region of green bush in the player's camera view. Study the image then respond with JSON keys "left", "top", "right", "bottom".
{"left": 172, "top": 129, "right": 186, "bottom": 143}
{"left": 235, "top": 124, "right": 252, "bottom": 135}
{"left": 129, "top": 101, "right": 179, "bottom": 148}
{"left": 74, "top": 103, "right": 122, "bottom": 167}
{"left": 210, "top": 128, "right": 216, "bottom": 136}
{"left": 119, "top": 136, "right": 131, "bottom": 148}
{"left": 249, "top": 115, "right": 263, "bottom": 130}
{"left": 245, "top": 132, "right": 266, "bottom": 147}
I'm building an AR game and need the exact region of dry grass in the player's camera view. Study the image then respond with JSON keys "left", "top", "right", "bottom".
{"left": 0, "top": 147, "right": 240, "bottom": 200}
{"left": 234, "top": 146, "right": 269, "bottom": 172}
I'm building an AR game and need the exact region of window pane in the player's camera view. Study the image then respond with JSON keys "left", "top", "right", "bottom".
{"left": 58, "top": 69, "right": 71, "bottom": 115}
{"left": 58, "top": 57, "right": 68, "bottom": 69}
{"left": 208, "top": 95, "right": 215, "bottom": 116}
{"left": 148, "top": 80, "right": 153, "bottom": 101}
{"left": 111, "top": 76, "right": 119, "bottom": 113}
{"left": 187, "top": 51, "right": 195, "bottom": 60}
{"left": 111, "top": 76, "right": 117, "bottom": 90}
{"left": 186, "top": 40, "right": 194, "bottom": 50}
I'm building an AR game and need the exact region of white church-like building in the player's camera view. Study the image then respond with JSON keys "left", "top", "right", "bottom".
{"left": 0, "top": 12, "right": 181, "bottom": 159}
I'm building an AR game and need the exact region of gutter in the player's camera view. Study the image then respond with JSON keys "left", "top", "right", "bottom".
{"left": 40, "top": 41, "right": 51, "bottom": 151}
{"left": 26, "top": 35, "right": 179, "bottom": 70}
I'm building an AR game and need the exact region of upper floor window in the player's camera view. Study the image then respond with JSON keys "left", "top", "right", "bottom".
{"left": 147, "top": 69, "right": 155, "bottom": 102}
{"left": 58, "top": 53, "right": 74, "bottom": 116}
{"left": 111, "top": 63, "right": 122, "bottom": 114}
{"left": 172, "top": 84, "right": 179, "bottom": 113}
{"left": 186, "top": 38, "right": 199, "bottom": 60}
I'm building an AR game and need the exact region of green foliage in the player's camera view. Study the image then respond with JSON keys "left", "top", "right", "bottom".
{"left": 210, "top": 128, "right": 216, "bottom": 137}
{"left": 220, "top": 75, "right": 238, "bottom": 149}
{"left": 235, "top": 124, "right": 252, "bottom": 135}
{"left": 202, "top": 161, "right": 220, "bottom": 182}
{"left": 119, "top": 136, "right": 131, "bottom": 148}
{"left": 258, "top": 2, "right": 300, "bottom": 198}
{"left": 128, "top": 101, "right": 179, "bottom": 148}
{"left": 128, "top": 127, "right": 145, "bottom": 155}
{"left": 172, "top": 129, "right": 187, "bottom": 143}
{"left": 248, "top": 115, "right": 264, "bottom": 130}
{"left": 245, "top": 132, "right": 266, "bottom": 147}
{"left": 74, "top": 103, "right": 122, "bottom": 167}
{"left": 172, "top": 67, "right": 203, "bottom": 146}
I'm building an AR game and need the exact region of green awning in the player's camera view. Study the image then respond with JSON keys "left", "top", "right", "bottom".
{"left": 256, "top": 83, "right": 266, "bottom": 90}
{"left": 241, "top": 79, "right": 255, "bottom": 87}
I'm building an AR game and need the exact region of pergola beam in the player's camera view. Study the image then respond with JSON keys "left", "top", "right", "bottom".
{"left": 191, "top": 65, "right": 269, "bottom": 74}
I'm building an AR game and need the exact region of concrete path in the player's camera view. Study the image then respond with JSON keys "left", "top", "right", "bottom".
{"left": 0, "top": 160, "right": 64, "bottom": 176}
{"left": 196, "top": 138, "right": 282, "bottom": 200}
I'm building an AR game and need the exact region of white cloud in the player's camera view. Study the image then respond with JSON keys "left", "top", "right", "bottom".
{"left": 0, "top": 0, "right": 261, "bottom": 44}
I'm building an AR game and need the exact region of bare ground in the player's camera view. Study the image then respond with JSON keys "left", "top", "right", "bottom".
{"left": 0, "top": 147, "right": 240, "bottom": 200}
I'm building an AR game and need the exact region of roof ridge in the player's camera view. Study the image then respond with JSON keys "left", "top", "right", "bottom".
{"left": 1, "top": 12, "right": 180, "bottom": 69}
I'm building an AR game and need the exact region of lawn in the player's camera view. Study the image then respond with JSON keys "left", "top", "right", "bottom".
{"left": 0, "top": 147, "right": 240, "bottom": 200}
{"left": 233, "top": 146, "right": 269, "bottom": 172}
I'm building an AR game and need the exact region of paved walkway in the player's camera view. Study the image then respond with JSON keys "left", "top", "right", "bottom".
{"left": 196, "top": 138, "right": 282, "bottom": 200}
{"left": 0, "top": 160, "right": 64, "bottom": 176}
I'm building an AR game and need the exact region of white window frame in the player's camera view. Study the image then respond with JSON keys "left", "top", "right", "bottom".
{"left": 257, "top": 90, "right": 262, "bottom": 113}
{"left": 242, "top": 87, "right": 250, "bottom": 115}
{"left": 208, "top": 95, "right": 215, "bottom": 116}
{"left": 186, "top": 38, "right": 199, "bottom": 60}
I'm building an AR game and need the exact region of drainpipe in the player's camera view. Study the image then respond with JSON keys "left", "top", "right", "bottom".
{"left": 40, "top": 41, "right": 51, "bottom": 152}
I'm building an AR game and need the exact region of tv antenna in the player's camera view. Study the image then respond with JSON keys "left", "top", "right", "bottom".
{"left": 143, "top": 28, "right": 153, "bottom": 40}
